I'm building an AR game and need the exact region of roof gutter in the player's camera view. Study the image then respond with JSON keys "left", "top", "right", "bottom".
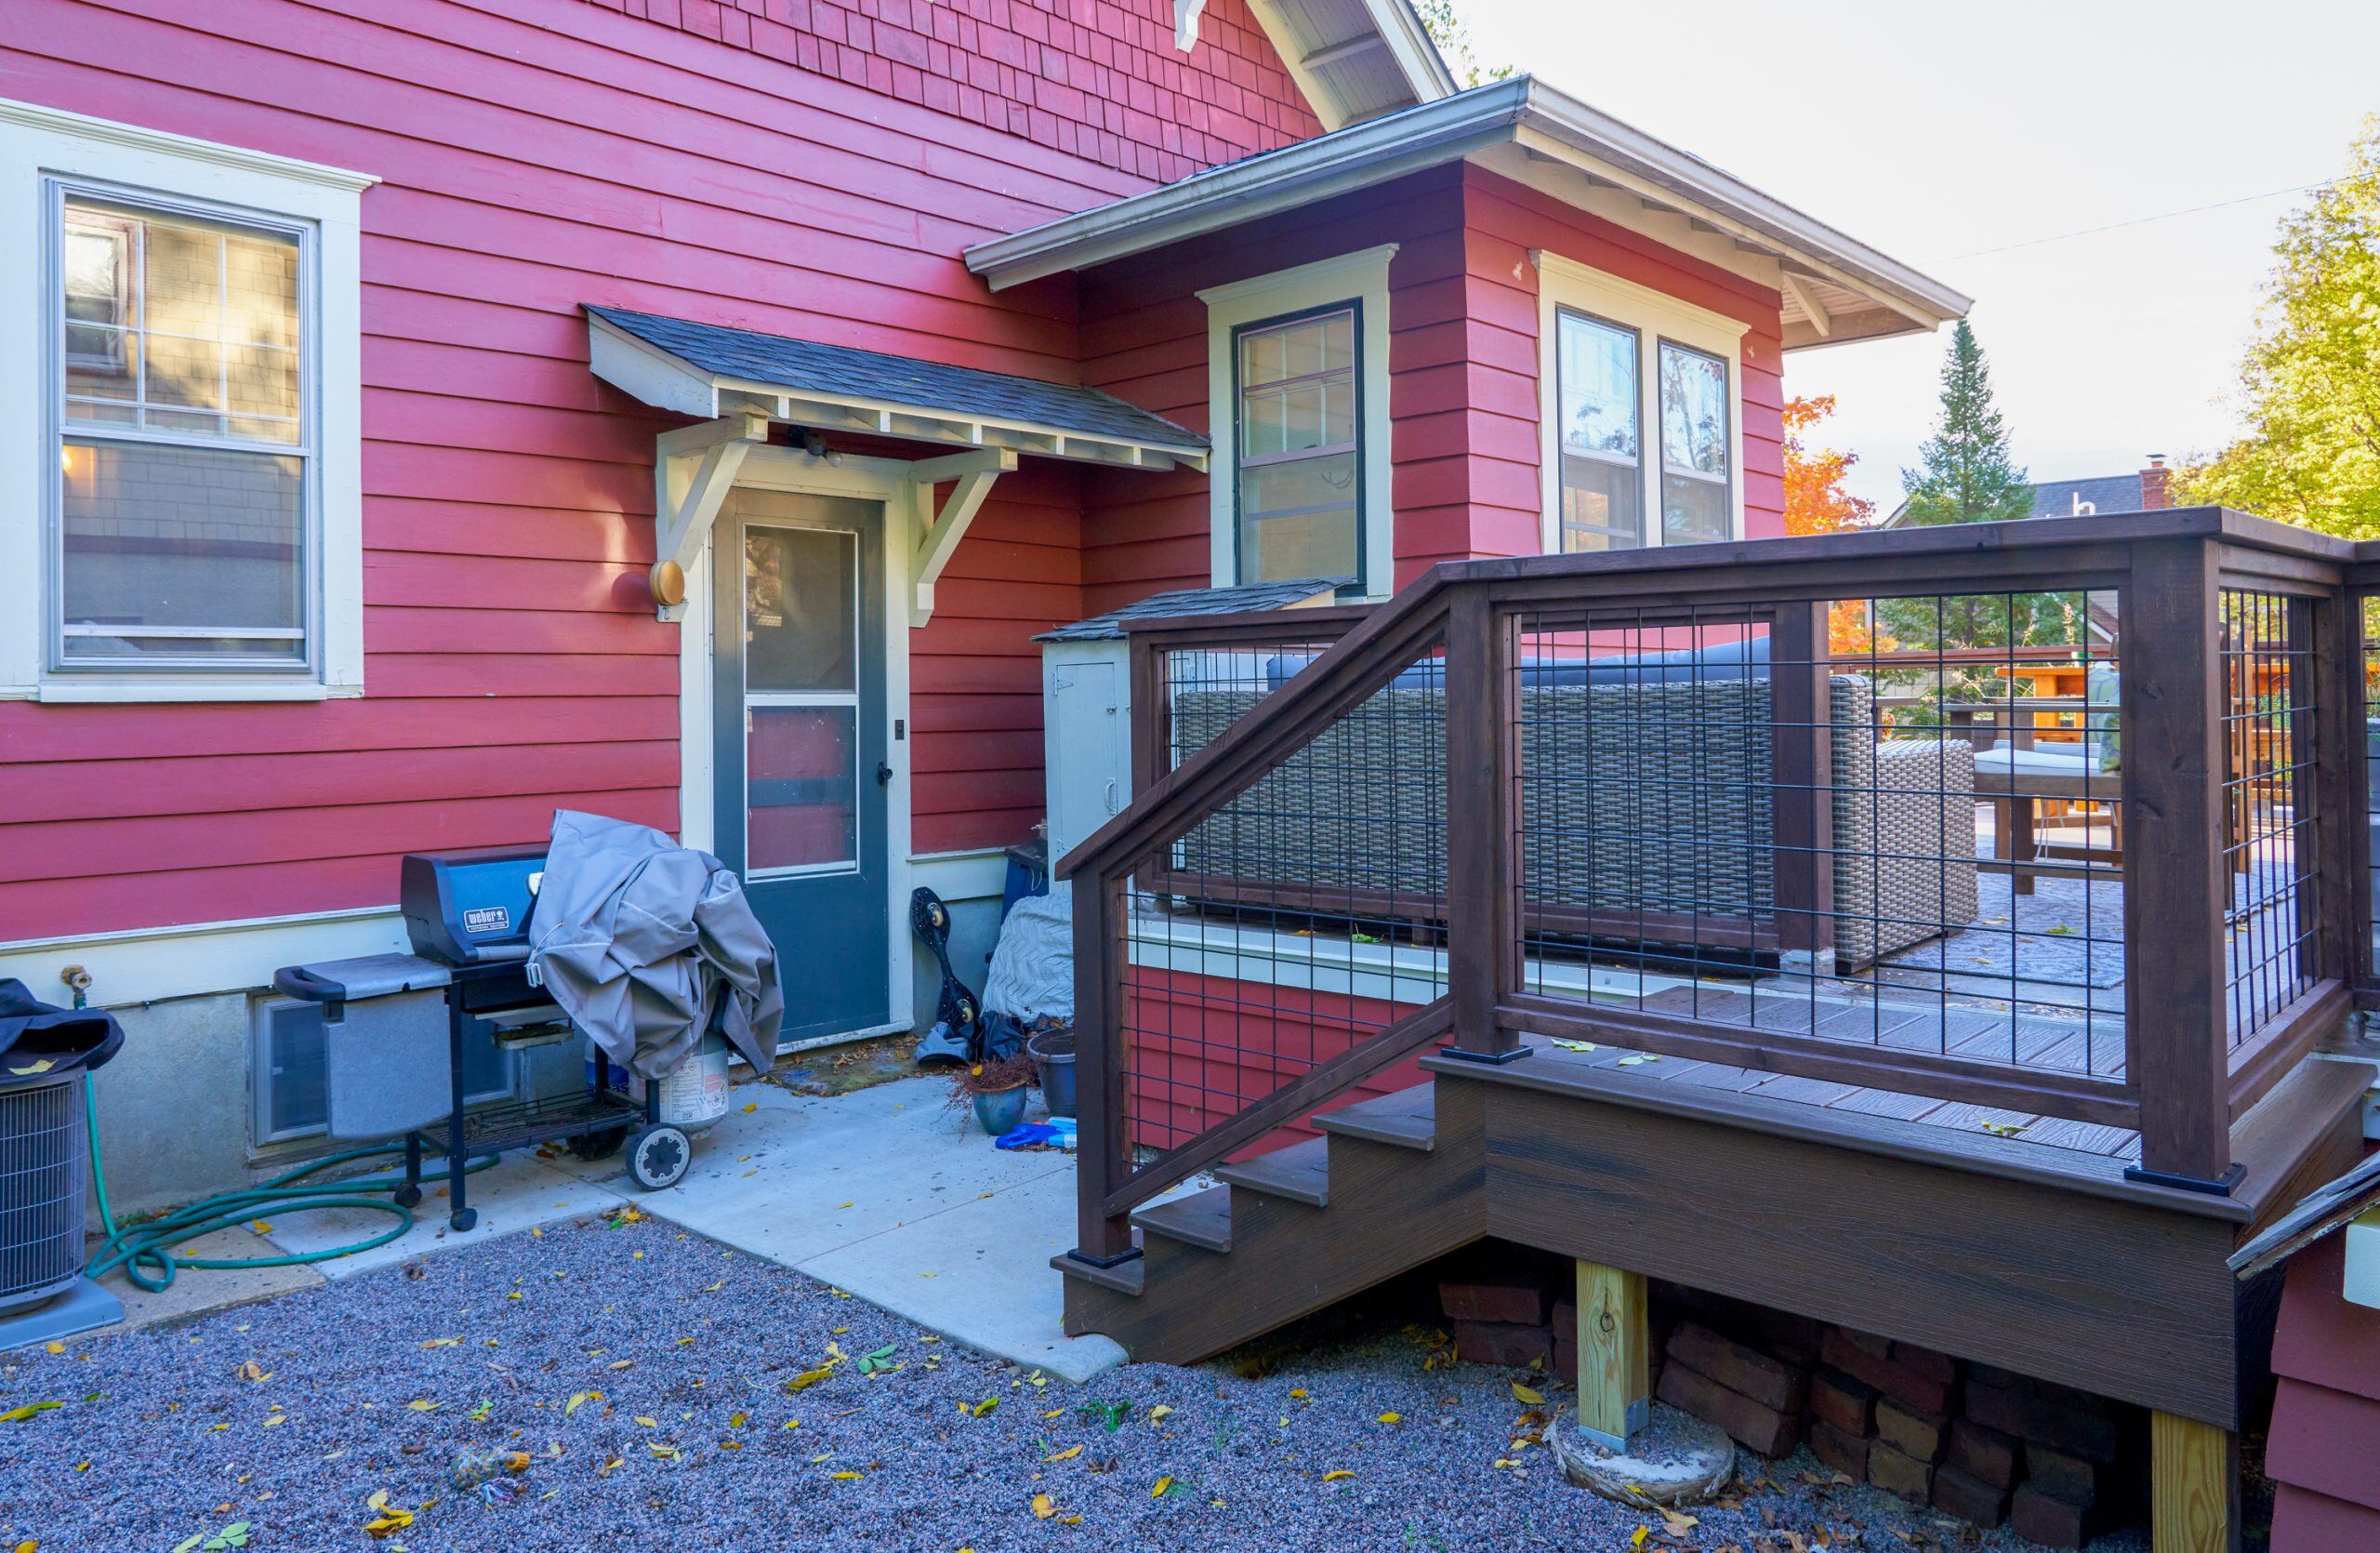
{"left": 964, "top": 79, "right": 1529, "bottom": 290}
{"left": 963, "top": 77, "right": 1970, "bottom": 332}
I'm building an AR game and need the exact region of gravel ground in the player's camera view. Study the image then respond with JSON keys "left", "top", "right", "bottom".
{"left": 3, "top": 1215, "right": 2146, "bottom": 1551}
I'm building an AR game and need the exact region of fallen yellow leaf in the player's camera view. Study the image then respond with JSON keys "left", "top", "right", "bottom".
{"left": 364, "top": 1507, "right": 413, "bottom": 1538}
{"left": 1631, "top": 1527, "right": 1649, "bottom": 1549}
{"left": 565, "top": 1391, "right": 602, "bottom": 1416}
{"left": 42, "top": 1344, "right": 61, "bottom": 1356}
{"left": 1045, "top": 1444, "right": 1083, "bottom": 1463}
{"left": 1151, "top": 1475, "right": 1173, "bottom": 1497}
{"left": 634, "top": 1415, "right": 658, "bottom": 1427}
{"left": 419, "top": 1337, "right": 461, "bottom": 1349}
{"left": 742, "top": 1102, "right": 758, "bottom": 1112}
{"left": 786, "top": 1366, "right": 834, "bottom": 1392}
{"left": 830, "top": 1469, "right": 861, "bottom": 1480}
{"left": 1321, "top": 1469, "right": 1355, "bottom": 1481}
{"left": 1377, "top": 1411, "right": 1401, "bottom": 1425}
{"left": 971, "top": 1397, "right": 998, "bottom": 1417}
{"left": 1030, "top": 1494, "right": 1056, "bottom": 1519}
{"left": 1288, "top": 1388, "right": 1309, "bottom": 1400}
{"left": 1511, "top": 1383, "right": 1545, "bottom": 1405}
{"left": 404, "top": 1400, "right": 440, "bottom": 1413}
{"left": 1148, "top": 1403, "right": 1172, "bottom": 1422}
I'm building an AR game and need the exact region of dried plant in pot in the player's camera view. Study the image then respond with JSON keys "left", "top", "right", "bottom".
{"left": 947, "top": 1051, "right": 1036, "bottom": 1136}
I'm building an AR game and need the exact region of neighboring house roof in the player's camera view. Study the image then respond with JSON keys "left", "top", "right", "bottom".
{"left": 1225, "top": 0, "right": 1456, "bottom": 131}
{"left": 963, "top": 75, "right": 1970, "bottom": 350}
{"left": 1035, "top": 578, "right": 1348, "bottom": 642}
{"left": 585, "top": 305, "right": 1209, "bottom": 467}
{"left": 1882, "top": 473, "right": 2148, "bottom": 527}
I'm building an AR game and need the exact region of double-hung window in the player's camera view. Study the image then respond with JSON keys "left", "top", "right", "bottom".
{"left": 1233, "top": 305, "right": 1360, "bottom": 585}
{"left": 54, "top": 190, "right": 313, "bottom": 670}
{"left": 1538, "top": 250, "right": 1746, "bottom": 554}
{"left": 1200, "top": 246, "right": 1395, "bottom": 599}
{"left": 2, "top": 98, "right": 371, "bottom": 701}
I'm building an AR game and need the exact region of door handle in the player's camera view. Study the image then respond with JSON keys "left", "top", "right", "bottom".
{"left": 877, "top": 762, "right": 894, "bottom": 786}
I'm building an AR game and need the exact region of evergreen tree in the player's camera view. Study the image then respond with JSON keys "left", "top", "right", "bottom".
{"left": 1897, "top": 321, "right": 2033, "bottom": 526}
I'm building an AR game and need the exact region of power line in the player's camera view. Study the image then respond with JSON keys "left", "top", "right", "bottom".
{"left": 1930, "top": 179, "right": 2336, "bottom": 262}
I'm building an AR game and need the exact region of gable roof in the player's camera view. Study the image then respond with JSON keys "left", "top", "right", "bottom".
{"left": 964, "top": 75, "right": 1968, "bottom": 350}
{"left": 585, "top": 305, "right": 1208, "bottom": 467}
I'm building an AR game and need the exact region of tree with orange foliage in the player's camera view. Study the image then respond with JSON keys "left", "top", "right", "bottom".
{"left": 1781, "top": 395, "right": 1885, "bottom": 654}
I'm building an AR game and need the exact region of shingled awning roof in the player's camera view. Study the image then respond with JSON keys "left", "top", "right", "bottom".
{"left": 586, "top": 305, "right": 1208, "bottom": 471}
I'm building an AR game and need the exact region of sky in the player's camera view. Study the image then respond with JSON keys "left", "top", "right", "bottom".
{"left": 1455, "top": 0, "right": 2380, "bottom": 511}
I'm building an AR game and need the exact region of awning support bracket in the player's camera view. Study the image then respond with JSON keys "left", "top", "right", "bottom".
{"left": 653, "top": 411, "right": 770, "bottom": 621}
{"left": 905, "top": 447, "right": 1016, "bottom": 628}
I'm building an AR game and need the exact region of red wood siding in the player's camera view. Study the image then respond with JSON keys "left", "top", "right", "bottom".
{"left": 0, "top": 0, "right": 1300, "bottom": 941}
{"left": 1075, "top": 163, "right": 1789, "bottom": 608}
{"left": 1461, "top": 165, "right": 1789, "bottom": 550}
{"left": 2264, "top": 1214, "right": 2380, "bottom": 1548}
{"left": 569, "top": 0, "right": 1321, "bottom": 182}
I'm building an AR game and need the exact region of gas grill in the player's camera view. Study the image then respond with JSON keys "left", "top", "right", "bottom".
{"left": 275, "top": 844, "right": 683, "bottom": 1234}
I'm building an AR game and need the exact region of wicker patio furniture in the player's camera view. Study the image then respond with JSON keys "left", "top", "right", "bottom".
{"left": 1163, "top": 644, "right": 1978, "bottom": 974}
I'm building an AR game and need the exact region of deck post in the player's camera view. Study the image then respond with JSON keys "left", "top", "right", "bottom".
{"left": 1067, "top": 868, "right": 1138, "bottom": 1265}
{"left": 1573, "top": 1259, "right": 1649, "bottom": 1450}
{"left": 2122, "top": 537, "right": 2239, "bottom": 1191}
{"left": 2149, "top": 1411, "right": 2237, "bottom": 1552}
{"left": 1441, "top": 586, "right": 1525, "bottom": 1064}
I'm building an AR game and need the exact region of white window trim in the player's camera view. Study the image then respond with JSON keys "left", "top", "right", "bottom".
{"left": 1199, "top": 245, "right": 1396, "bottom": 602}
{"left": 1533, "top": 249, "right": 1749, "bottom": 557}
{"left": 0, "top": 98, "right": 374, "bottom": 703}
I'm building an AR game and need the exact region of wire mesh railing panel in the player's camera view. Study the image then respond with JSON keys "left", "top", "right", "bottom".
{"left": 1117, "top": 631, "right": 1450, "bottom": 1163}
{"left": 2219, "top": 588, "right": 2320, "bottom": 1043}
{"left": 1512, "top": 589, "right": 2132, "bottom": 1108}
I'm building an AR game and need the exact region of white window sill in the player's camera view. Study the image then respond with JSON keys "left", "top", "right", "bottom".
{"left": 13, "top": 679, "right": 362, "bottom": 704}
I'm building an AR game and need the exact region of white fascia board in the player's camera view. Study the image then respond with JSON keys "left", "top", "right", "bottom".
{"left": 588, "top": 316, "right": 721, "bottom": 418}
{"left": 964, "top": 76, "right": 1969, "bottom": 336}
{"left": 1361, "top": 0, "right": 1459, "bottom": 100}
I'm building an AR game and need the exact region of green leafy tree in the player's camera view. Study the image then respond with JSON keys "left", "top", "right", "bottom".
{"left": 2180, "top": 117, "right": 2380, "bottom": 536}
{"left": 1897, "top": 321, "right": 2033, "bottom": 527}
{"left": 1412, "top": 0, "right": 1512, "bottom": 87}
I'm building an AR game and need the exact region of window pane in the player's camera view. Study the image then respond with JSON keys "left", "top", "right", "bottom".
{"left": 1659, "top": 340, "right": 1728, "bottom": 477}
{"left": 60, "top": 441, "right": 304, "bottom": 662}
{"left": 748, "top": 707, "right": 858, "bottom": 872}
{"left": 1561, "top": 454, "right": 1642, "bottom": 552}
{"left": 744, "top": 526, "right": 858, "bottom": 693}
{"left": 1558, "top": 311, "right": 1639, "bottom": 462}
{"left": 1240, "top": 451, "right": 1357, "bottom": 582}
{"left": 61, "top": 197, "right": 302, "bottom": 446}
{"left": 1662, "top": 472, "right": 1730, "bottom": 541}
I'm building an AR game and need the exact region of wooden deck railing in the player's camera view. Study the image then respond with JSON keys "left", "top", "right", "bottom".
{"left": 1057, "top": 511, "right": 2373, "bottom": 1266}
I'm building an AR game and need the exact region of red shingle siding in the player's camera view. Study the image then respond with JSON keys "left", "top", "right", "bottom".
{"left": 576, "top": 0, "right": 1322, "bottom": 183}
{"left": 2264, "top": 1218, "right": 2380, "bottom": 1549}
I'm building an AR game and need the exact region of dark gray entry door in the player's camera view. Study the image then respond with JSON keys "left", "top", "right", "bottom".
{"left": 714, "top": 489, "right": 891, "bottom": 1042}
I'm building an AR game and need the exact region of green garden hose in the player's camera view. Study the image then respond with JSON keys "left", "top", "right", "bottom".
{"left": 82, "top": 1080, "right": 496, "bottom": 1293}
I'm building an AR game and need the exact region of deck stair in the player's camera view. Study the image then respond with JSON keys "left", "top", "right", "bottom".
{"left": 1068, "top": 1079, "right": 1481, "bottom": 1363}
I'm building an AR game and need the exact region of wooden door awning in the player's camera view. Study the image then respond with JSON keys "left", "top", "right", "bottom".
{"left": 588, "top": 305, "right": 1207, "bottom": 624}
{"left": 586, "top": 304, "right": 1209, "bottom": 471}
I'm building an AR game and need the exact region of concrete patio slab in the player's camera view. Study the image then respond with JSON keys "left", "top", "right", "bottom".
{"left": 573, "top": 1074, "right": 1132, "bottom": 1382}
{"left": 264, "top": 1151, "right": 628, "bottom": 1279}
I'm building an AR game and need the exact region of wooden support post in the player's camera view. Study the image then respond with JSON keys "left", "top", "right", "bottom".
{"left": 2122, "top": 538, "right": 2239, "bottom": 1191}
{"left": 1442, "top": 587, "right": 1524, "bottom": 1063}
{"left": 1573, "top": 1259, "right": 1649, "bottom": 1451}
{"left": 1068, "top": 869, "right": 1137, "bottom": 1266}
{"left": 2150, "top": 1411, "right": 2237, "bottom": 1553}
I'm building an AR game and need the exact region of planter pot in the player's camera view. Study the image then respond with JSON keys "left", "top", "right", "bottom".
{"left": 1025, "top": 1028, "right": 1077, "bottom": 1119}
{"left": 972, "top": 1087, "right": 1029, "bottom": 1136}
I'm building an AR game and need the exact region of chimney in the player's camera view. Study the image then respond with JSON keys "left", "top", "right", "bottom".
{"left": 2138, "top": 454, "right": 2171, "bottom": 511}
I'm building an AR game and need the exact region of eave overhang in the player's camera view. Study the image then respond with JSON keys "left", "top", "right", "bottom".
{"left": 963, "top": 76, "right": 1971, "bottom": 350}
